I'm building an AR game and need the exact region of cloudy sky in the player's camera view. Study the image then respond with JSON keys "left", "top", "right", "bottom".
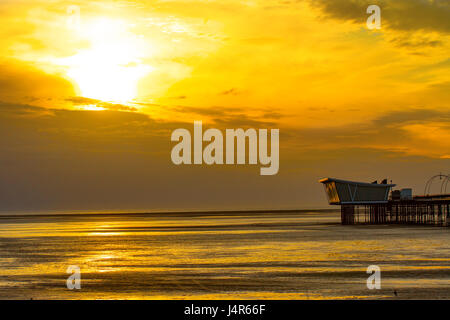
{"left": 0, "top": 0, "right": 449, "bottom": 212}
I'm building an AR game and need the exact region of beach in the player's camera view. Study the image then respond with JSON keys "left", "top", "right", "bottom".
{"left": 0, "top": 210, "right": 448, "bottom": 299}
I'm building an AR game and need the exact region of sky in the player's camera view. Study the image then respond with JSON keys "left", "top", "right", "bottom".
{"left": 0, "top": 0, "right": 449, "bottom": 213}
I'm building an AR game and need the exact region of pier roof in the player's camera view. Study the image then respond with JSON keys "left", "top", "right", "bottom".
{"left": 319, "top": 177, "right": 395, "bottom": 205}
{"left": 319, "top": 178, "right": 396, "bottom": 187}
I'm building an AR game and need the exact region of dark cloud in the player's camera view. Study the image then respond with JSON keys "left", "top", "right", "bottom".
{"left": 372, "top": 108, "right": 449, "bottom": 126}
{"left": 0, "top": 103, "right": 448, "bottom": 213}
{"left": 0, "top": 102, "right": 308, "bottom": 212}
{"left": 170, "top": 105, "right": 279, "bottom": 127}
{"left": 220, "top": 88, "right": 241, "bottom": 96}
{"left": 261, "top": 111, "right": 284, "bottom": 119}
{"left": 389, "top": 36, "right": 443, "bottom": 49}
{"left": 171, "top": 105, "right": 240, "bottom": 118}
{"left": 308, "top": 0, "right": 450, "bottom": 33}
{"left": 283, "top": 107, "right": 450, "bottom": 157}
{"left": 212, "top": 114, "right": 277, "bottom": 128}
{"left": 427, "top": 80, "right": 450, "bottom": 92}
{"left": 0, "top": 59, "right": 75, "bottom": 103}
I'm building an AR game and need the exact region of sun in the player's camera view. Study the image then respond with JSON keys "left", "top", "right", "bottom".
{"left": 60, "top": 18, "right": 154, "bottom": 103}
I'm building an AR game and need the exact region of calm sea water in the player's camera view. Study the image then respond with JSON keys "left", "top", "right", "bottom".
{"left": 0, "top": 210, "right": 448, "bottom": 299}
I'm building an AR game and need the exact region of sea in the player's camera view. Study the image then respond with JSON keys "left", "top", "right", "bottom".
{"left": 0, "top": 210, "right": 448, "bottom": 299}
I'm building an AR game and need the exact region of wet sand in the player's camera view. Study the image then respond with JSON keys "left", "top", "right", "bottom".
{"left": 0, "top": 210, "right": 449, "bottom": 299}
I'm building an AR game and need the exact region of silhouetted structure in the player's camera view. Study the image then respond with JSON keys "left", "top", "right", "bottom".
{"left": 319, "top": 177, "right": 449, "bottom": 226}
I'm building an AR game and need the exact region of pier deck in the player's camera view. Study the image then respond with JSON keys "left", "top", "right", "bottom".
{"left": 341, "top": 199, "right": 450, "bottom": 226}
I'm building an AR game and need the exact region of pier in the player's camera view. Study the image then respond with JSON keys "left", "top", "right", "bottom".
{"left": 320, "top": 177, "right": 450, "bottom": 227}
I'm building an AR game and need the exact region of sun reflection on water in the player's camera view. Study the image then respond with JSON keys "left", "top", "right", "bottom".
{"left": 0, "top": 212, "right": 448, "bottom": 299}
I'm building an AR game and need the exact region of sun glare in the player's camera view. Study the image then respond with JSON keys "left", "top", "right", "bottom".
{"left": 60, "top": 18, "right": 153, "bottom": 103}
{"left": 79, "top": 104, "right": 106, "bottom": 111}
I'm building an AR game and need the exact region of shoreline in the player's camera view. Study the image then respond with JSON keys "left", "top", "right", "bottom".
{"left": 0, "top": 208, "right": 339, "bottom": 219}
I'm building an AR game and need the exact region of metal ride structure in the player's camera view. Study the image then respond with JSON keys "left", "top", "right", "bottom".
{"left": 424, "top": 173, "right": 450, "bottom": 195}
{"left": 320, "top": 175, "right": 450, "bottom": 226}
